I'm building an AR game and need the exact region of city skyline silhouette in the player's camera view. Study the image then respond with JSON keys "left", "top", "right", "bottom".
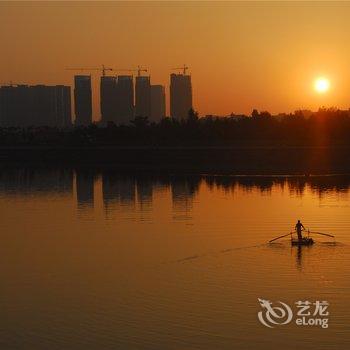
{"left": 1, "top": 1, "right": 350, "bottom": 119}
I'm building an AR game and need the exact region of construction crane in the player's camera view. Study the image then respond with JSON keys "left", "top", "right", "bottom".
{"left": 0, "top": 81, "right": 14, "bottom": 86}
{"left": 0, "top": 81, "right": 28, "bottom": 86}
{"left": 66, "top": 64, "right": 113, "bottom": 76}
{"left": 172, "top": 64, "right": 189, "bottom": 75}
{"left": 135, "top": 66, "right": 148, "bottom": 77}
{"left": 116, "top": 66, "right": 148, "bottom": 77}
{"left": 66, "top": 64, "right": 149, "bottom": 78}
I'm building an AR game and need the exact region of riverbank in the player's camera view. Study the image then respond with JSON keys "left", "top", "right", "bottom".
{"left": 0, "top": 146, "right": 349, "bottom": 175}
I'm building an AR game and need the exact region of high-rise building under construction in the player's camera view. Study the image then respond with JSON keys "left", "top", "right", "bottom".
{"left": 74, "top": 75, "right": 92, "bottom": 126}
{"left": 150, "top": 85, "right": 166, "bottom": 122}
{"left": 170, "top": 73, "right": 192, "bottom": 120}
{"left": 100, "top": 76, "right": 118, "bottom": 124}
{"left": 117, "top": 75, "right": 134, "bottom": 124}
{"left": 135, "top": 76, "right": 151, "bottom": 118}
{"left": 0, "top": 84, "right": 71, "bottom": 127}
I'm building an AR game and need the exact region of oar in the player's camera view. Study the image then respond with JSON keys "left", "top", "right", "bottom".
{"left": 309, "top": 231, "right": 335, "bottom": 238}
{"left": 269, "top": 232, "right": 294, "bottom": 243}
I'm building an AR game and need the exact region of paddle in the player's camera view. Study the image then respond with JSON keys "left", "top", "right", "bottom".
{"left": 269, "top": 232, "right": 294, "bottom": 243}
{"left": 309, "top": 231, "right": 335, "bottom": 238}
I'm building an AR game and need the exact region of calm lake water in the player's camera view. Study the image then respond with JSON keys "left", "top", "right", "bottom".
{"left": 0, "top": 167, "right": 349, "bottom": 350}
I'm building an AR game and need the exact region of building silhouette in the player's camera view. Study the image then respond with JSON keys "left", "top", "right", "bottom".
{"left": 54, "top": 85, "right": 71, "bottom": 127}
{"left": 170, "top": 73, "right": 192, "bottom": 120}
{"left": 117, "top": 75, "right": 134, "bottom": 124}
{"left": 0, "top": 85, "right": 29, "bottom": 127}
{"left": 150, "top": 85, "right": 166, "bottom": 122}
{"left": 135, "top": 76, "right": 151, "bottom": 118}
{"left": 0, "top": 84, "right": 71, "bottom": 127}
{"left": 74, "top": 75, "right": 92, "bottom": 126}
{"left": 100, "top": 76, "right": 118, "bottom": 124}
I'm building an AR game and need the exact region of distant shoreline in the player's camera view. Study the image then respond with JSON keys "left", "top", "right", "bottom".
{"left": 0, "top": 146, "right": 349, "bottom": 175}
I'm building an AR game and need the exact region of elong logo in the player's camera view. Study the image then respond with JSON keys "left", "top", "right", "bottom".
{"left": 258, "top": 298, "right": 293, "bottom": 328}
{"left": 257, "top": 298, "right": 329, "bottom": 329}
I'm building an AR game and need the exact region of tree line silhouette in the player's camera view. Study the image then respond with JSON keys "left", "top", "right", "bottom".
{"left": 1, "top": 107, "right": 350, "bottom": 147}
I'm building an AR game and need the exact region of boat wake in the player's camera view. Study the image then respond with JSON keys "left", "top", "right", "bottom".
{"left": 166, "top": 240, "right": 346, "bottom": 266}
{"left": 172, "top": 243, "right": 267, "bottom": 264}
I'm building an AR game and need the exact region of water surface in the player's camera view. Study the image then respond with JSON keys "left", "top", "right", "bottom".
{"left": 0, "top": 168, "right": 349, "bottom": 349}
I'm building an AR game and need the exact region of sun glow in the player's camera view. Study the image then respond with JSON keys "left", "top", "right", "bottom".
{"left": 314, "top": 77, "right": 330, "bottom": 93}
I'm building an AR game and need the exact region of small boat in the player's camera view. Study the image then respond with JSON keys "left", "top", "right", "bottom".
{"left": 291, "top": 237, "right": 314, "bottom": 246}
{"left": 269, "top": 229, "right": 334, "bottom": 245}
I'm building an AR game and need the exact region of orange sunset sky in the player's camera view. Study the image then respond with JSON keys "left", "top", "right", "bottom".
{"left": 1, "top": 1, "right": 350, "bottom": 120}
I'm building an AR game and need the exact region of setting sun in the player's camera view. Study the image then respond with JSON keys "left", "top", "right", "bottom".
{"left": 314, "top": 77, "right": 330, "bottom": 93}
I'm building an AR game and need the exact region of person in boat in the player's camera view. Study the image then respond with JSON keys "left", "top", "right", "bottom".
{"left": 295, "top": 220, "right": 305, "bottom": 241}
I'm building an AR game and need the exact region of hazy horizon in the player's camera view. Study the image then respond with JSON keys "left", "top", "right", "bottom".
{"left": 1, "top": 1, "right": 350, "bottom": 120}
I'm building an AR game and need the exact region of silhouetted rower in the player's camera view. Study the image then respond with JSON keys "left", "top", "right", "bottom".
{"left": 295, "top": 220, "right": 305, "bottom": 241}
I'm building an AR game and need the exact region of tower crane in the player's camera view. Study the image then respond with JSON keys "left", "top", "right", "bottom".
{"left": 0, "top": 81, "right": 14, "bottom": 86}
{"left": 116, "top": 66, "right": 148, "bottom": 77}
{"left": 135, "top": 66, "right": 148, "bottom": 77}
{"left": 66, "top": 64, "right": 113, "bottom": 76}
{"left": 172, "top": 64, "right": 189, "bottom": 75}
{"left": 66, "top": 65, "right": 148, "bottom": 77}
{"left": 0, "top": 81, "right": 28, "bottom": 86}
